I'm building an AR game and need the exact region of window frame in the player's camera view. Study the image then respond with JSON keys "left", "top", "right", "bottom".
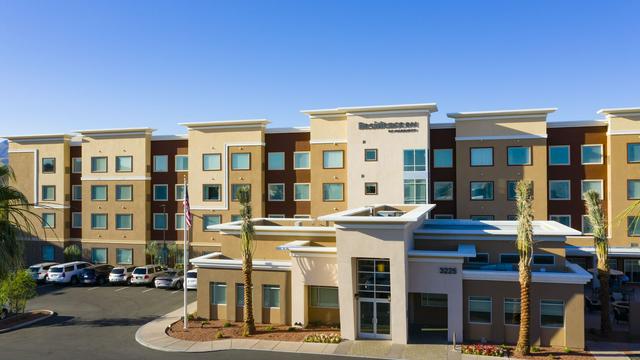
{"left": 628, "top": 143, "right": 640, "bottom": 164}
{"left": 364, "top": 148, "right": 378, "bottom": 162}
{"left": 549, "top": 214, "right": 571, "bottom": 228}
{"left": 433, "top": 181, "right": 454, "bottom": 201}
{"left": 504, "top": 298, "right": 521, "bottom": 326}
{"left": 41, "top": 185, "right": 56, "bottom": 201}
{"left": 468, "top": 296, "right": 492, "bottom": 325}
{"left": 153, "top": 184, "right": 169, "bottom": 201}
{"left": 230, "top": 184, "right": 250, "bottom": 202}
{"left": 322, "top": 183, "right": 344, "bottom": 202}
{"left": 91, "top": 213, "right": 108, "bottom": 230}
{"left": 42, "top": 157, "right": 56, "bottom": 174}
{"left": 41, "top": 244, "right": 55, "bottom": 262}
{"left": 202, "top": 184, "right": 222, "bottom": 202}
{"left": 309, "top": 286, "right": 339, "bottom": 309}
{"left": 467, "top": 253, "right": 489, "bottom": 264}
{"left": 175, "top": 184, "right": 185, "bottom": 201}
{"left": 231, "top": 152, "right": 251, "bottom": 170}
{"left": 433, "top": 148, "right": 454, "bottom": 168}
{"left": 91, "top": 248, "right": 108, "bottom": 265}
{"left": 262, "top": 285, "right": 281, "bottom": 308}
{"left": 267, "top": 152, "right": 285, "bottom": 170}
{"left": 403, "top": 149, "right": 427, "bottom": 172}
{"left": 548, "top": 145, "right": 570, "bottom": 166}
{"left": 533, "top": 254, "right": 555, "bottom": 265}
{"left": 210, "top": 282, "right": 227, "bottom": 305}
{"left": 293, "top": 151, "right": 310, "bottom": 170}
{"left": 627, "top": 216, "right": 640, "bottom": 237}
{"left": 153, "top": 155, "right": 169, "bottom": 172}
{"left": 175, "top": 213, "right": 185, "bottom": 230}
{"left": 470, "top": 147, "right": 494, "bottom": 167}
{"left": 115, "top": 214, "right": 133, "bottom": 230}
{"left": 469, "top": 181, "right": 494, "bottom": 201}
{"left": 203, "top": 214, "right": 222, "bottom": 232}
{"left": 202, "top": 153, "right": 222, "bottom": 171}
{"left": 628, "top": 179, "right": 640, "bottom": 200}
{"left": 116, "top": 248, "right": 133, "bottom": 265}
{"left": 153, "top": 213, "right": 168, "bottom": 230}
{"left": 91, "top": 156, "right": 108, "bottom": 173}
{"left": 548, "top": 180, "right": 571, "bottom": 200}
{"left": 72, "top": 184, "right": 82, "bottom": 201}
{"left": 471, "top": 215, "right": 495, "bottom": 221}
{"left": 115, "top": 155, "right": 133, "bottom": 173}
{"left": 404, "top": 178, "right": 427, "bottom": 204}
{"left": 540, "top": 299, "right": 565, "bottom": 328}
{"left": 42, "top": 213, "right": 56, "bottom": 228}
{"left": 90, "top": 185, "right": 108, "bottom": 201}
{"left": 293, "top": 183, "right": 310, "bottom": 201}
{"left": 581, "top": 179, "right": 604, "bottom": 200}
{"left": 582, "top": 215, "right": 593, "bottom": 235}
{"left": 364, "top": 182, "right": 378, "bottom": 195}
{"left": 72, "top": 157, "right": 82, "bottom": 174}
{"left": 115, "top": 184, "right": 133, "bottom": 201}
{"left": 71, "top": 212, "right": 82, "bottom": 229}
{"left": 322, "top": 150, "right": 344, "bottom": 169}
{"left": 500, "top": 253, "right": 520, "bottom": 264}
{"left": 267, "top": 183, "right": 285, "bottom": 202}
{"left": 433, "top": 214, "right": 454, "bottom": 219}
{"left": 581, "top": 144, "right": 604, "bottom": 165}
{"left": 174, "top": 155, "right": 189, "bottom": 172}
{"left": 507, "top": 146, "right": 532, "bottom": 166}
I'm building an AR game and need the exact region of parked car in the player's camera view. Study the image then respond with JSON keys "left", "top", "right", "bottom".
{"left": 186, "top": 269, "right": 198, "bottom": 290}
{"left": 130, "top": 265, "right": 166, "bottom": 286}
{"left": 79, "top": 264, "right": 114, "bottom": 285}
{"left": 47, "top": 261, "right": 92, "bottom": 285}
{"left": 1, "top": 303, "right": 8, "bottom": 320}
{"left": 28, "top": 262, "right": 59, "bottom": 283}
{"left": 108, "top": 266, "right": 136, "bottom": 285}
{"left": 154, "top": 269, "right": 184, "bottom": 289}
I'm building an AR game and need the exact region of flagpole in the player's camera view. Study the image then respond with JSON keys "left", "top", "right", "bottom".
{"left": 183, "top": 177, "right": 188, "bottom": 330}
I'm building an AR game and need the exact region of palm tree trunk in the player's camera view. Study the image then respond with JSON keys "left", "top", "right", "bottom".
{"left": 598, "top": 260, "right": 612, "bottom": 334}
{"left": 242, "top": 252, "right": 256, "bottom": 336}
{"left": 515, "top": 264, "right": 531, "bottom": 356}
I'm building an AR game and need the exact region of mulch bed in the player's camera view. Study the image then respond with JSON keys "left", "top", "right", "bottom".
{"left": 0, "top": 310, "right": 50, "bottom": 331}
{"left": 167, "top": 319, "right": 340, "bottom": 342}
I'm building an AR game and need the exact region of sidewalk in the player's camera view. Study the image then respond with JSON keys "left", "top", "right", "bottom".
{"left": 134, "top": 302, "right": 450, "bottom": 359}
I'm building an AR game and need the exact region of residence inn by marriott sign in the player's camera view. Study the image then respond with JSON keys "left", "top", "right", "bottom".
{"left": 358, "top": 121, "right": 420, "bottom": 133}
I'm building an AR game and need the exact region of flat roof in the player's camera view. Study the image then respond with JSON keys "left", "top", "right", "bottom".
{"left": 597, "top": 107, "right": 640, "bottom": 116}
{"left": 73, "top": 127, "right": 155, "bottom": 135}
{"left": 302, "top": 103, "right": 438, "bottom": 116}
{"left": 5, "top": 133, "right": 72, "bottom": 142}
{"left": 418, "top": 219, "right": 582, "bottom": 237}
{"left": 447, "top": 108, "right": 557, "bottom": 120}
{"left": 179, "top": 119, "right": 270, "bottom": 128}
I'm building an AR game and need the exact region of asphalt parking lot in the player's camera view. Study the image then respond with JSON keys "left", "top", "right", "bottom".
{"left": 0, "top": 284, "right": 361, "bottom": 360}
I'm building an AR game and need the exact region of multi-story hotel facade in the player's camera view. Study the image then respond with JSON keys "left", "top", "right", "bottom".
{"left": 6, "top": 103, "right": 640, "bottom": 348}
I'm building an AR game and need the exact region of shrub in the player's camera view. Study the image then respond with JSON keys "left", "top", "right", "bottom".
{"left": 0, "top": 270, "right": 37, "bottom": 313}
{"left": 287, "top": 326, "right": 297, "bottom": 332}
{"left": 563, "top": 347, "right": 572, "bottom": 354}
{"left": 63, "top": 244, "right": 82, "bottom": 262}
{"left": 187, "top": 312, "right": 197, "bottom": 321}
{"left": 215, "top": 330, "right": 225, "bottom": 339}
{"left": 303, "top": 333, "right": 341, "bottom": 344}
{"left": 531, "top": 346, "right": 540, "bottom": 352}
{"left": 223, "top": 321, "right": 232, "bottom": 328}
{"left": 264, "top": 325, "right": 275, "bottom": 331}
{"left": 461, "top": 344, "right": 507, "bottom": 357}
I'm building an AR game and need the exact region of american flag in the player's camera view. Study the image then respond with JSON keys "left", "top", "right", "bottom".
{"left": 183, "top": 184, "right": 192, "bottom": 230}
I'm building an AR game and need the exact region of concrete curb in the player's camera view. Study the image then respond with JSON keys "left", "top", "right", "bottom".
{"left": 0, "top": 310, "right": 55, "bottom": 334}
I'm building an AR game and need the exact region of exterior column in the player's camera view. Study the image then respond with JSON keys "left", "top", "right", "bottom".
{"left": 338, "top": 257, "right": 357, "bottom": 340}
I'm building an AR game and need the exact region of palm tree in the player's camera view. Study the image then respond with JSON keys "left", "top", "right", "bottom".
{"left": 238, "top": 186, "right": 256, "bottom": 336}
{"left": 145, "top": 241, "right": 161, "bottom": 265}
{"left": 584, "top": 189, "right": 611, "bottom": 335}
{"left": 0, "top": 165, "right": 39, "bottom": 279}
{"left": 514, "top": 180, "right": 533, "bottom": 357}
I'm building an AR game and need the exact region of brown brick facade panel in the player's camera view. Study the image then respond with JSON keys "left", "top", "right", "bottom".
{"left": 429, "top": 128, "right": 457, "bottom": 217}
{"left": 70, "top": 145, "right": 82, "bottom": 239}
{"left": 151, "top": 140, "right": 188, "bottom": 241}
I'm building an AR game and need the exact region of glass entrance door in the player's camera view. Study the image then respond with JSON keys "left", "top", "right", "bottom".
{"left": 358, "top": 299, "right": 391, "bottom": 339}
{"left": 357, "top": 258, "right": 391, "bottom": 339}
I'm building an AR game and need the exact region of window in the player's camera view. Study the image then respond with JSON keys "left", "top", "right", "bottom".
{"left": 469, "top": 296, "right": 491, "bottom": 324}
{"left": 42, "top": 158, "right": 56, "bottom": 173}
{"left": 91, "top": 214, "right": 107, "bottom": 229}
{"left": 115, "top": 185, "right": 133, "bottom": 201}
{"left": 433, "top": 181, "right": 453, "bottom": 201}
{"left": 116, "top": 248, "right": 133, "bottom": 265}
{"left": 433, "top": 214, "right": 454, "bottom": 219}
{"left": 91, "top": 185, "right": 107, "bottom": 201}
{"left": 203, "top": 215, "right": 221, "bottom": 231}
{"left": 581, "top": 144, "right": 603, "bottom": 165}
{"left": 175, "top": 155, "right": 188, "bottom": 172}
{"left": 628, "top": 180, "right": 640, "bottom": 200}
{"left": 470, "top": 148, "right": 493, "bottom": 167}
{"left": 231, "top": 215, "right": 242, "bottom": 222}
{"left": 172, "top": 185, "right": 184, "bottom": 201}
{"left": 581, "top": 180, "right": 603, "bottom": 199}
{"left": 268, "top": 214, "right": 285, "bottom": 218}
{"left": 91, "top": 248, "right": 107, "bottom": 264}
{"left": 582, "top": 215, "right": 593, "bottom": 234}
{"left": 210, "top": 282, "right": 227, "bottom": 305}
{"left": 323, "top": 183, "right": 344, "bottom": 201}
{"left": 231, "top": 184, "right": 249, "bottom": 202}
{"left": 268, "top": 152, "right": 285, "bottom": 170}
{"left": 404, "top": 179, "right": 427, "bottom": 204}
{"left": 364, "top": 182, "right": 378, "bottom": 195}
{"left": 471, "top": 215, "right": 494, "bottom": 221}
{"left": 115, "top": 156, "right": 132, "bottom": 172}
{"left": 231, "top": 153, "right": 250, "bottom": 170}
{"left": 115, "top": 214, "right": 132, "bottom": 230}
{"left": 42, "top": 245, "right": 55, "bottom": 262}
{"left": 420, "top": 293, "right": 448, "bottom": 307}
{"left": 294, "top": 183, "right": 310, "bottom": 201}
{"left": 309, "top": 286, "right": 339, "bottom": 308}
{"left": 403, "top": 149, "right": 426, "bottom": 171}
{"left": 203, "top": 153, "right": 222, "bottom": 171}
{"left": 467, "top": 253, "right": 489, "bottom": 264}
{"left": 629, "top": 143, "right": 640, "bottom": 163}
{"left": 470, "top": 181, "right": 494, "bottom": 200}
{"left": 202, "top": 184, "right": 221, "bottom": 201}
{"left": 268, "top": 183, "right": 285, "bottom": 201}
{"left": 507, "top": 147, "right": 532, "bottom": 166}
{"left": 500, "top": 254, "right": 519, "bottom": 264}
{"left": 72, "top": 157, "right": 82, "bottom": 173}
{"left": 293, "top": 152, "right": 310, "bottom": 169}
{"left": 323, "top": 150, "right": 344, "bottom": 169}
{"left": 153, "top": 213, "right": 168, "bottom": 230}
{"left": 550, "top": 215, "right": 571, "bottom": 227}
{"left": 236, "top": 284, "right": 246, "bottom": 306}
{"left": 540, "top": 300, "right": 564, "bottom": 328}
{"left": 507, "top": 181, "right": 533, "bottom": 201}
{"left": 549, "top": 180, "right": 570, "bottom": 200}
{"left": 91, "top": 157, "right": 107, "bottom": 173}
{"left": 533, "top": 254, "right": 555, "bottom": 265}
{"left": 627, "top": 216, "right": 640, "bottom": 237}
{"left": 41, "top": 185, "right": 56, "bottom": 201}
{"left": 153, "top": 184, "right": 168, "bottom": 201}
{"left": 507, "top": 215, "right": 518, "bottom": 221}
{"left": 294, "top": 215, "right": 311, "bottom": 219}
{"left": 263, "top": 285, "right": 280, "bottom": 308}
{"left": 175, "top": 214, "right": 185, "bottom": 230}
{"left": 364, "top": 149, "right": 378, "bottom": 162}
{"left": 433, "top": 149, "right": 453, "bottom": 168}
{"left": 72, "top": 212, "right": 82, "bottom": 229}
{"left": 504, "top": 298, "right": 521, "bottom": 325}
{"left": 153, "top": 155, "right": 168, "bottom": 172}
{"left": 42, "top": 213, "right": 55, "bottom": 228}
{"left": 72, "top": 185, "right": 82, "bottom": 201}
{"left": 624, "top": 259, "right": 640, "bottom": 283}
{"left": 549, "top": 145, "right": 570, "bottom": 166}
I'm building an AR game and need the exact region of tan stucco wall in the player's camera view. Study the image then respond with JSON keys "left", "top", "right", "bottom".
{"left": 455, "top": 117, "right": 547, "bottom": 138}
{"left": 463, "top": 280, "right": 585, "bottom": 349}
{"left": 80, "top": 240, "right": 146, "bottom": 266}
{"left": 290, "top": 254, "right": 339, "bottom": 326}
{"left": 310, "top": 143, "right": 348, "bottom": 217}
{"left": 309, "top": 115, "right": 347, "bottom": 142}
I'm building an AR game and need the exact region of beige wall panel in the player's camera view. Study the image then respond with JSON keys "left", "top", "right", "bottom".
{"left": 309, "top": 116, "right": 347, "bottom": 142}
{"left": 81, "top": 135, "right": 150, "bottom": 177}
{"left": 608, "top": 114, "right": 640, "bottom": 132}
{"left": 456, "top": 118, "right": 547, "bottom": 138}
{"left": 310, "top": 143, "right": 348, "bottom": 217}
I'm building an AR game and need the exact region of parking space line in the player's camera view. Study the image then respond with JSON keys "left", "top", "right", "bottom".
{"left": 115, "top": 287, "right": 128, "bottom": 292}
{"left": 87, "top": 287, "right": 99, "bottom": 291}
{"left": 142, "top": 288, "right": 154, "bottom": 293}
{"left": 171, "top": 290, "right": 180, "bottom": 294}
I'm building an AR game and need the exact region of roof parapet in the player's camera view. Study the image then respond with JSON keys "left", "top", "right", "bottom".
{"left": 73, "top": 128, "right": 155, "bottom": 136}
{"left": 597, "top": 107, "right": 640, "bottom": 116}
{"left": 447, "top": 108, "right": 557, "bottom": 120}
{"left": 5, "top": 134, "right": 72, "bottom": 143}
{"left": 301, "top": 103, "right": 438, "bottom": 117}
{"left": 179, "top": 119, "right": 270, "bottom": 129}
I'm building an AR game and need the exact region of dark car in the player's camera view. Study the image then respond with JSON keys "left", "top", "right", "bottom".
{"left": 79, "top": 264, "right": 114, "bottom": 285}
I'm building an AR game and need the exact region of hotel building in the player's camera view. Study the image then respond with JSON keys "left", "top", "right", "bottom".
{"left": 6, "top": 103, "right": 640, "bottom": 348}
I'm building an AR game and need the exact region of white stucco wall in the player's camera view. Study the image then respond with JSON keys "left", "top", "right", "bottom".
{"left": 290, "top": 255, "right": 338, "bottom": 326}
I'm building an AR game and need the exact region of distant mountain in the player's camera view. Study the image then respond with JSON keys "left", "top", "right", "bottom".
{"left": 0, "top": 139, "right": 8, "bottom": 165}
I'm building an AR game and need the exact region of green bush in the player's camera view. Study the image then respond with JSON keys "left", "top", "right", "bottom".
{"left": 303, "top": 333, "right": 341, "bottom": 344}
{"left": 264, "top": 325, "right": 275, "bottom": 331}
{"left": 215, "top": 330, "right": 225, "bottom": 339}
{"left": 63, "top": 244, "right": 82, "bottom": 262}
{"left": 531, "top": 346, "right": 540, "bottom": 352}
{"left": 223, "top": 321, "right": 232, "bottom": 328}
{"left": 0, "top": 270, "right": 37, "bottom": 314}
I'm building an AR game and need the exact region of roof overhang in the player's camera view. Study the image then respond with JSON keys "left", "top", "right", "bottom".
{"left": 597, "top": 107, "right": 640, "bottom": 116}
{"left": 73, "top": 128, "right": 155, "bottom": 137}
{"left": 5, "top": 134, "right": 72, "bottom": 143}
{"left": 319, "top": 204, "right": 435, "bottom": 224}
{"left": 189, "top": 252, "right": 291, "bottom": 270}
{"left": 447, "top": 108, "right": 557, "bottom": 120}
{"left": 302, "top": 103, "right": 438, "bottom": 117}
{"left": 179, "top": 119, "right": 270, "bottom": 129}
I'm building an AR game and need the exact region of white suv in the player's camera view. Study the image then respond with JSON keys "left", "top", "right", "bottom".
{"left": 29, "top": 262, "right": 59, "bottom": 283}
{"left": 130, "top": 265, "right": 166, "bottom": 286}
{"left": 108, "top": 266, "right": 136, "bottom": 285}
{"left": 186, "top": 269, "right": 198, "bottom": 290}
{"left": 47, "top": 261, "right": 92, "bottom": 285}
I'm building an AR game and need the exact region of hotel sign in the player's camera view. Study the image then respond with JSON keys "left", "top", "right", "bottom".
{"left": 358, "top": 121, "right": 419, "bottom": 133}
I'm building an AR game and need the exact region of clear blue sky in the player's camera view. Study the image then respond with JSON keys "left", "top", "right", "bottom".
{"left": 1, "top": 1, "right": 638, "bottom": 136}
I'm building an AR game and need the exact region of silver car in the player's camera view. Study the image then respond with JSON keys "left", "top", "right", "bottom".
{"left": 108, "top": 266, "right": 136, "bottom": 285}
{"left": 154, "top": 270, "right": 184, "bottom": 290}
